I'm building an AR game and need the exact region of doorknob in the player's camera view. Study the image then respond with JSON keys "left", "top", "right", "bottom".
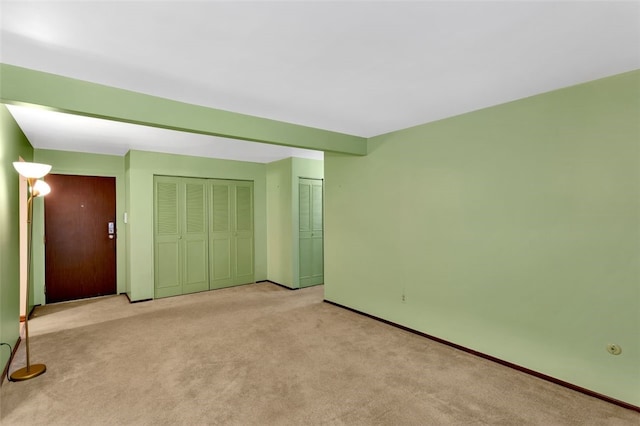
{"left": 108, "top": 222, "right": 115, "bottom": 239}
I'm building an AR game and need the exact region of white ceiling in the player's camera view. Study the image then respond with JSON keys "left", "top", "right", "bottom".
{"left": 1, "top": 1, "right": 639, "bottom": 162}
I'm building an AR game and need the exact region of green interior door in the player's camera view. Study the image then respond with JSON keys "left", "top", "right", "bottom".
{"left": 154, "top": 176, "right": 209, "bottom": 298}
{"left": 182, "top": 180, "right": 209, "bottom": 294}
{"left": 210, "top": 181, "right": 233, "bottom": 289}
{"left": 299, "top": 178, "right": 324, "bottom": 287}
{"left": 234, "top": 182, "right": 254, "bottom": 285}
{"left": 155, "top": 177, "right": 254, "bottom": 297}
{"left": 210, "top": 180, "right": 254, "bottom": 289}
{"left": 155, "top": 177, "right": 182, "bottom": 298}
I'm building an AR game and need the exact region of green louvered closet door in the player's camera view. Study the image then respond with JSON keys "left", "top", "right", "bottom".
{"left": 154, "top": 176, "right": 209, "bottom": 298}
{"left": 209, "top": 180, "right": 254, "bottom": 289}
{"left": 299, "top": 178, "right": 324, "bottom": 287}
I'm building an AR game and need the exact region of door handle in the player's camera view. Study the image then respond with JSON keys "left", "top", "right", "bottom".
{"left": 108, "top": 222, "right": 115, "bottom": 239}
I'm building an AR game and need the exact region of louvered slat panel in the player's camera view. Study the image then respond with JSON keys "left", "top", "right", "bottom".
{"left": 299, "top": 183, "right": 310, "bottom": 231}
{"left": 312, "top": 183, "right": 323, "bottom": 231}
{"left": 299, "top": 178, "right": 323, "bottom": 288}
{"left": 157, "top": 182, "right": 178, "bottom": 235}
{"left": 212, "top": 184, "right": 229, "bottom": 232}
{"left": 236, "top": 186, "right": 252, "bottom": 231}
{"left": 186, "top": 183, "right": 205, "bottom": 233}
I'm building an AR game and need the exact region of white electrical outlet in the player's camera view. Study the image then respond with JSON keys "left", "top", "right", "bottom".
{"left": 606, "top": 344, "right": 622, "bottom": 355}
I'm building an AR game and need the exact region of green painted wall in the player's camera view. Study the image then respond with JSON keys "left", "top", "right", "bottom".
{"left": 266, "top": 158, "right": 294, "bottom": 286}
{"left": 31, "top": 150, "right": 127, "bottom": 304}
{"left": 0, "top": 64, "right": 366, "bottom": 156}
{"left": 0, "top": 104, "right": 33, "bottom": 375}
{"left": 266, "top": 157, "right": 323, "bottom": 288}
{"left": 124, "top": 153, "right": 131, "bottom": 296}
{"left": 324, "top": 71, "right": 640, "bottom": 405}
{"left": 126, "top": 150, "right": 267, "bottom": 301}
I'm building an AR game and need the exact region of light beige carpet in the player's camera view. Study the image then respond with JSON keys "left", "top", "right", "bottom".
{"left": 1, "top": 283, "right": 638, "bottom": 425}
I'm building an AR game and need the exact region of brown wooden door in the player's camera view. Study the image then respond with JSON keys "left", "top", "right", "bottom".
{"left": 44, "top": 174, "right": 116, "bottom": 303}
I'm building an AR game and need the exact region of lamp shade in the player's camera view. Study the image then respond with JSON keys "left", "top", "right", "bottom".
{"left": 13, "top": 162, "right": 52, "bottom": 179}
{"left": 33, "top": 180, "right": 51, "bottom": 197}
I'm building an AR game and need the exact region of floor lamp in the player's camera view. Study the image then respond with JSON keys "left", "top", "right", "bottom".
{"left": 11, "top": 161, "right": 52, "bottom": 381}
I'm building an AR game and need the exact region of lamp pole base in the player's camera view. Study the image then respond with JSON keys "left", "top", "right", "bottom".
{"left": 10, "top": 364, "right": 46, "bottom": 381}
